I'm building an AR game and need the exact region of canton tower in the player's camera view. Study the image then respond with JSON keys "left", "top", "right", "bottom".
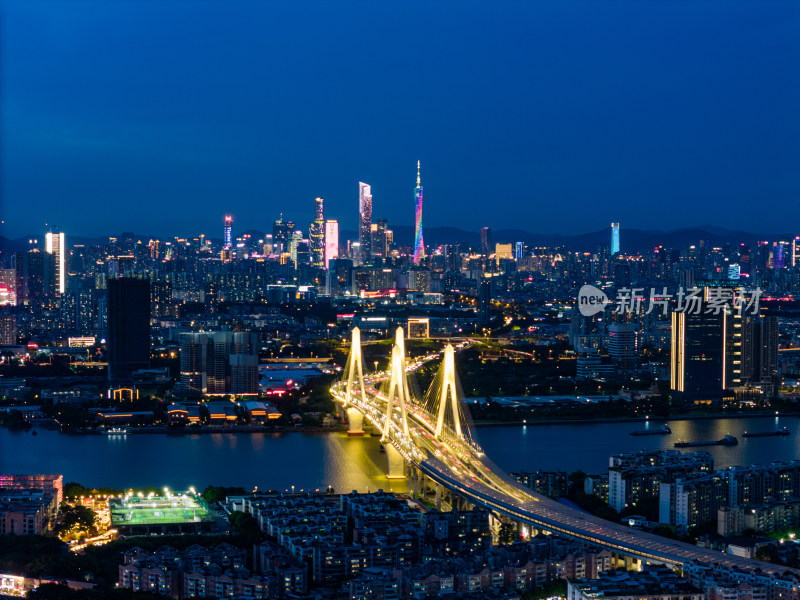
{"left": 413, "top": 160, "right": 425, "bottom": 264}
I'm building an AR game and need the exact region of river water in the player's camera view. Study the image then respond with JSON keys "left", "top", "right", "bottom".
{"left": 1, "top": 416, "right": 798, "bottom": 492}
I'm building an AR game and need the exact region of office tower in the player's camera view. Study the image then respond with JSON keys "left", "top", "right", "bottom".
{"left": 727, "top": 264, "right": 741, "bottom": 280}
{"left": 223, "top": 215, "right": 233, "bottom": 248}
{"left": 374, "top": 219, "right": 389, "bottom": 258}
{"left": 771, "top": 241, "right": 788, "bottom": 269}
{"left": 358, "top": 182, "right": 373, "bottom": 262}
{"left": 413, "top": 161, "right": 425, "bottom": 264}
{"left": 45, "top": 231, "right": 66, "bottom": 294}
{"left": 670, "top": 286, "right": 743, "bottom": 400}
{"left": 384, "top": 228, "right": 393, "bottom": 256}
{"left": 480, "top": 227, "right": 492, "bottom": 257}
{"left": 107, "top": 277, "right": 151, "bottom": 382}
{"left": 290, "top": 230, "right": 303, "bottom": 265}
{"left": 793, "top": 237, "right": 800, "bottom": 267}
{"left": 273, "top": 216, "right": 292, "bottom": 254}
{"left": 309, "top": 197, "right": 325, "bottom": 268}
{"left": 611, "top": 223, "right": 620, "bottom": 255}
{"left": 671, "top": 309, "right": 726, "bottom": 400}
{"left": 514, "top": 242, "right": 524, "bottom": 260}
{"left": 324, "top": 220, "right": 339, "bottom": 268}
{"left": 608, "top": 323, "right": 638, "bottom": 373}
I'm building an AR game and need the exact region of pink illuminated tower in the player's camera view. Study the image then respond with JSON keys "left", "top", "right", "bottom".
{"left": 412, "top": 161, "right": 425, "bottom": 264}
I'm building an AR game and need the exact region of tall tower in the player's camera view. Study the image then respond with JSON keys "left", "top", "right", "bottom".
{"left": 358, "top": 182, "right": 373, "bottom": 263}
{"left": 611, "top": 222, "right": 620, "bottom": 255}
{"left": 223, "top": 215, "right": 233, "bottom": 248}
{"left": 480, "top": 227, "right": 492, "bottom": 257}
{"left": 45, "top": 230, "right": 66, "bottom": 294}
{"left": 413, "top": 161, "right": 425, "bottom": 264}
{"left": 309, "top": 197, "right": 325, "bottom": 268}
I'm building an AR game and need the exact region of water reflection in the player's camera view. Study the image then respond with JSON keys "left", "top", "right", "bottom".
{"left": 0, "top": 416, "right": 798, "bottom": 490}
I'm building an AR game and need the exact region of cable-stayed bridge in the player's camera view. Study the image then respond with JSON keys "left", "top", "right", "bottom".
{"left": 330, "top": 327, "right": 800, "bottom": 578}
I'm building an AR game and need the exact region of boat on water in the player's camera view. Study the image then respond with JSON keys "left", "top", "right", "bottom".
{"left": 630, "top": 424, "right": 671, "bottom": 436}
{"left": 103, "top": 427, "right": 129, "bottom": 435}
{"left": 675, "top": 434, "right": 738, "bottom": 448}
{"left": 743, "top": 427, "right": 791, "bottom": 438}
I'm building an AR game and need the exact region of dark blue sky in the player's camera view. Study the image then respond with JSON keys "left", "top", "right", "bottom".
{"left": 2, "top": 0, "right": 799, "bottom": 239}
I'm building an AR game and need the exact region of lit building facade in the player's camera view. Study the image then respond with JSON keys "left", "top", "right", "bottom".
{"left": 325, "top": 220, "right": 339, "bottom": 268}
{"left": 45, "top": 231, "right": 66, "bottom": 294}
{"left": 223, "top": 215, "right": 233, "bottom": 248}
{"left": 309, "top": 197, "right": 325, "bottom": 268}
{"left": 413, "top": 161, "right": 425, "bottom": 264}
{"left": 610, "top": 222, "right": 620, "bottom": 255}
{"left": 358, "top": 182, "right": 373, "bottom": 263}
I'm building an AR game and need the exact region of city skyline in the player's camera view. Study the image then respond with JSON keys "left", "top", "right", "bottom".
{"left": 2, "top": 1, "right": 799, "bottom": 238}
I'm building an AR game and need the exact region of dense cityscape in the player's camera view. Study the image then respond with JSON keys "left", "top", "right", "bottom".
{"left": 2, "top": 0, "right": 800, "bottom": 599}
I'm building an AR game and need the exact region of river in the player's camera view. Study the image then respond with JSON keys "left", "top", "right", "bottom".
{"left": 1, "top": 415, "right": 798, "bottom": 492}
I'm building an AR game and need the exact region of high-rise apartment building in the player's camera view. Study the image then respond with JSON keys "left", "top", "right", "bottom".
{"left": 413, "top": 161, "right": 425, "bottom": 264}
{"left": 358, "top": 182, "right": 373, "bottom": 263}
{"left": 107, "top": 277, "right": 151, "bottom": 382}
{"left": 177, "top": 331, "right": 258, "bottom": 395}
{"left": 324, "top": 220, "right": 339, "bottom": 268}
{"left": 309, "top": 197, "right": 325, "bottom": 268}
{"left": 611, "top": 223, "right": 620, "bottom": 256}
{"left": 45, "top": 231, "right": 66, "bottom": 294}
{"left": 0, "top": 269, "right": 16, "bottom": 306}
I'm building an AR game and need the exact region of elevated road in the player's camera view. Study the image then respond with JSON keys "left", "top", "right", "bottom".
{"left": 332, "top": 329, "right": 800, "bottom": 579}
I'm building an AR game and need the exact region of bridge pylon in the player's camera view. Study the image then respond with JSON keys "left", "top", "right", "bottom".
{"left": 435, "top": 344, "right": 462, "bottom": 440}
{"left": 344, "top": 327, "right": 367, "bottom": 408}
{"left": 343, "top": 327, "right": 368, "bottom": 435}
{"left": 382, "top": 343, "right": 410, "bottom": 441}
{"left": 394, "top": 327, "right": 413, "bottom": 409}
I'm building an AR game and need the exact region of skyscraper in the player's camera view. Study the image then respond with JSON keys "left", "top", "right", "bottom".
{"left": 107, "top": 277, "right": 151, "bottom": 383}
{"left": 223, "top": 215, "right": 233, "bottom": 248}
{"left": 45, "top": 230, "right": 66, "bottom": 294}
{"left": 611, "top": 222, "right": 620, "bottom": 255}
{"left": 413, "top": 161, "right": 425, "bottom": 264}
{"left": 273, "top": 216, "right": 294, "bottom": 254}
{"left": 309, "top": 197, "right": 325, "bottom": 268}
{"left": 358, "top": 182, "right": 373, "bottom": 263}
{"left": 480, "top": 227, "right": 492, "bottom": 257}
{"left": 324, "top": 220, "right": 339, "bottom": 268}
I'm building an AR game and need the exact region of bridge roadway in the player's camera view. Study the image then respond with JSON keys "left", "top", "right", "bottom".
{"left": 332, "top": 355, "right": 800, "bottom": 579}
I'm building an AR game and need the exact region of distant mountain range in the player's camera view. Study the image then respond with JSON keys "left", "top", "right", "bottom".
{"left": 0, "top": 225, "right": 792, "bottom": 255}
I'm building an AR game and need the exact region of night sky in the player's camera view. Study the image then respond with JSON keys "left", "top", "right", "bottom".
{"left": 2, "top": 1, "right": 799, "bottom": 239}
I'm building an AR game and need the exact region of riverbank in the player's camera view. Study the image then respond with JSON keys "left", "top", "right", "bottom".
{"left": 56, "top": 424, "right": 350, "bottom": 435}
{"left": 473, "top": 411, "right": 800, "bottom": 427}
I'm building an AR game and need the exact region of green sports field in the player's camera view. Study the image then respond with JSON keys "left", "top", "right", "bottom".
{"left": 110, "top": 494, "right": 215, "bottom": 527}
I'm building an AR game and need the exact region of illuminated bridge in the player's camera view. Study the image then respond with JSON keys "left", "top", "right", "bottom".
{"left": 331, "top": 327, "right": 800, "bottom": 578}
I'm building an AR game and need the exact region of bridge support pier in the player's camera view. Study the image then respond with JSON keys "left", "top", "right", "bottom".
{"left": 385, "top": 444, "right": 406, "bottom": 479}
{"left": 410, "top": 469, "right": 422, "bottom": 499}
{"left": 346, "top": 408, "right": 364, "bottom": 436}
{"left": 435, "top": 484, "right": 442, "bottom": 511}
